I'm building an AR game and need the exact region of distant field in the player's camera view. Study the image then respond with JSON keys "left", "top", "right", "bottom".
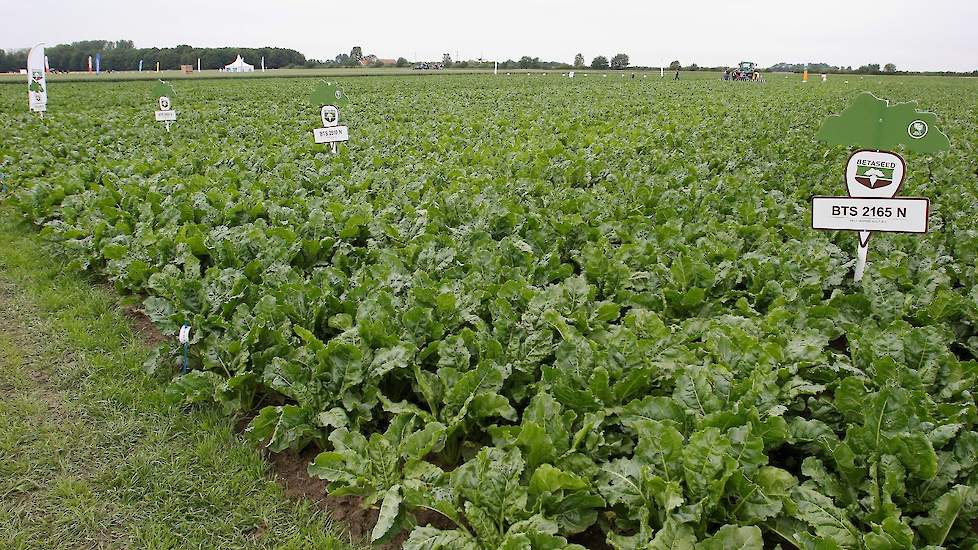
{"left": 0, "top": 67, "right": 960, "bottom": 86}
{"left": 0, "top": 67, "right": 730, "bottom": 83}
{"left": 0, "top": 67, "right": 475, "bottom": 82}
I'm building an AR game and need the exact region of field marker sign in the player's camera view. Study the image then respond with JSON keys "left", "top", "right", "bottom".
{"left": 814, "top": 93, "right": 949, "bottom": 281}
{"left": 152, "top": 80, "right": 177, "bottom": 131}
{"left": 311, "top": 82, "right": 350, "bottom": 154}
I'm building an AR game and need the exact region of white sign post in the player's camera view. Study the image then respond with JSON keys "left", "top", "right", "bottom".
{"left": 27, "top": 44, "right": 47, "bottom": 117}
{"left": 812, "top": 149, "right": 928, "bottom": 281}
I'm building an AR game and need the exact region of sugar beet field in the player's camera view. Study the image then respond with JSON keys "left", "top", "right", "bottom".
{"left": 2, "top": 73, "right": 978, "bottom": 549}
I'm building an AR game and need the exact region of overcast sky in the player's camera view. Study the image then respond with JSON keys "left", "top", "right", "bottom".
{"left": 2, "top": 0, "right": 976, "bottom": 72}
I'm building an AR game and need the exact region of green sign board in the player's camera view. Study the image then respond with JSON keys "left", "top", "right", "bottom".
{"left": 311, "top": 81, "right": 349, "bottom": 107}
{"left": 152, "top": 79, "right": 175, "bottom": 99}
{"left": 816, "top": 92, "right": 949, "bottom": 154}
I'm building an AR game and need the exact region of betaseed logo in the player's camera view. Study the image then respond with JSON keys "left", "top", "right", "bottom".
{"left": 855, "top": 164, "right": 895, "bottom": 189}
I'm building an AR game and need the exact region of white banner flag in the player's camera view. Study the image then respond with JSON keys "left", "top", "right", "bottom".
{"left": 27, "top": 44, "right": 47, "bottom": 113}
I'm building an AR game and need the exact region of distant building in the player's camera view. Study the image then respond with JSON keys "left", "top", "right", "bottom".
{"left": 358, "top": 55, "right": 397, "bottom": 67}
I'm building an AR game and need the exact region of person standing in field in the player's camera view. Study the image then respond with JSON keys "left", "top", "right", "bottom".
{"left": 674, "top": 70, "right": 680, "bottom": 80}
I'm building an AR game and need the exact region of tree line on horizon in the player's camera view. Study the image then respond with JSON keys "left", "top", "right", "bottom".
{"left": 1, "top": 40, "right": 975, "bottom": 76}
{"left": 0, "top": 40, "right": 306, "bottom": 72}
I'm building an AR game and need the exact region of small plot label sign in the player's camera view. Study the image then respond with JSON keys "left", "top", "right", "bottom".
{"left": 155, "top": 110, "right": 177, "bottom": 122}
{"left": 812, "top": 197, "right": 928, "bottom": 233}
{"left": 314, "top": 126, "right": 349, "bottom": 144}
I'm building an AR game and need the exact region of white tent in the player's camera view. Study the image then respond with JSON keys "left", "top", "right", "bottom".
{"left": 224, "top": 55, "right": 254, "bottom": 73}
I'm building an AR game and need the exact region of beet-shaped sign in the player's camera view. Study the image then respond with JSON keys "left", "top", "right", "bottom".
{"left": 816, "top": 92, "right": 950, "bottom": 154}
{"left": 812, "top": 93, "right": 950, "bottom": 281}
{"left": 310, "top": 82, "right": 349, "bottom": 108}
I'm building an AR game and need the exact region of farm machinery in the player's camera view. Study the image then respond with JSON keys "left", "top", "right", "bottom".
{"left": 727, "top": 61, "right": 760, "bottom": 81}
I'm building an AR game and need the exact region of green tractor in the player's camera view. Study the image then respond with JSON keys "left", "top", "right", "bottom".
{"left": 732, "top": 61, "right": 759, "bottom": 81}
